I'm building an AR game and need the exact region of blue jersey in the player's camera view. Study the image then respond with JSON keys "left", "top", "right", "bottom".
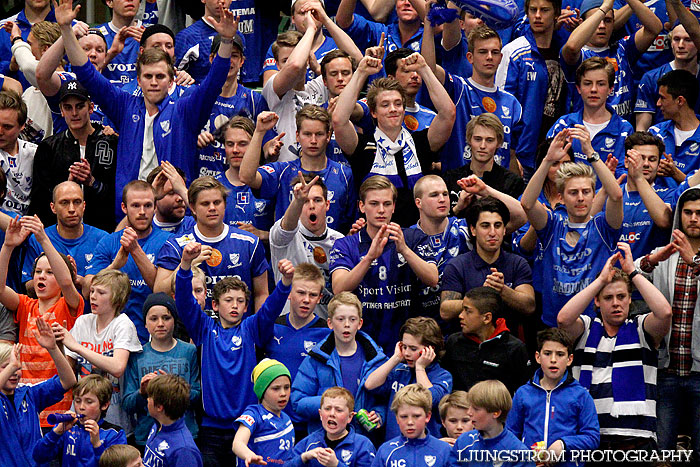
{"left": 197, "top": 86, "right": 268, "bottom": 178}
{"left": 86, "top": 227, "right": 172, "bottom": 343}
{"left": 442, "top": 37, "right": 473, "bottom": 80}
{"left": 175, "top": 268, "right": 290, "bottom": 428}
{"left": 620, "top": 182, "right": 673, "bottom": 260}
{"left": 450, "top": 428, "right": 533, "bottom": 467}
{"left": 650, "top": 119, "right": 700, "bottom": 175}
{"left": 216, "top": 174, "right": 274, "bottom": 231}
{"left": 120, "top": 79, "right": 192, "bottom": 100}
{"left": 95, "top": 22, "right": 141, "bottom": 84}
{"left": 156, "top": 224, "right": 269, "bottom": 309}
{"left": 262, "top": 35, "right": 338, "bottom": 82}
{"left": 635, "top": 63, "right": 700, "bottom": 126}
{"left": 21, "top": 224, "right": 108, "bottom": 285}
{"left": 571, "top": 37, "right": 640, "bottom": 120}
{"left": 547, "top": 109, "right": 633, "bottom": 184}
{"left": 373, "top": 434, "right": 451, "bottom": 467}
{"left": 153, "top": 216, "right": 197, "bottom": 236}
{"left": 144, "top": 418, "right": 202, "bottom": 467}
{"left": 175, "top": 19, "right": 217, "bottom": 83}
{"left": 229, "top": 0, "right": 268, "bottom": 83}
{"left": 236, "top": 404, "right": 295, "bottom": 464}
{"left": 534, "top": 211, "right": 620, "bottom": 327}
{"left": 329, "top": 229, "right": 434, "bottom": 353}
{"left": 0, "top": 375, "right": 65, "bottom": 467}
{"left": 46, "top": 71, "right": 114, "bottom": 134}
{"left": 288, "top": 427, "right": 376, "bottom": 467}
{"left": 345, "top": 14, "right": 423, "bottom": 56}
{"left": 444, "top": 74, "right": 523, "bottom": 170}
{"left": 139, "top": 1, "right": 159, "bottom": 27}
{"left": 404, "top": 217, "right": 470, "bottom": 333}
{"left": 257, "top": 158, "right": 356, "bottom": 232}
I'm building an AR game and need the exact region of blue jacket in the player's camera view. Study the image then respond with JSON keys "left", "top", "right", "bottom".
{"left": 497, "top": 26, "right": 567, "bottom": 168}
{"left": 650, "top": 119, "right": 700, "bottom": 176}
{"left": 286, "top": 427, "right": 376, "bottom": 467}
{"left": 32, "top": 420, "right": 126, "bottom": 467}
{"left": 143, "top": 417, "right": 202, "bottom": 467}
{"left": 373, "top": 434, "right": 451, "bottom": 467}
{"left": 71, "top": 55, "right": 229, "bottom": 216}
{"left": 291, "top": 331, "right": 387, "bottom": 433}
{"left": 450, "top": 428, "right": 534, "bottom": 467}
{"left": 374, "top": 363, "right": 453, "bottom": 441}
{"left": 506, "top": 369, "right": 600, "bottom": 466}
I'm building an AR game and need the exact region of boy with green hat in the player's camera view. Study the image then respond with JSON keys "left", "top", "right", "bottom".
{"left": 233, "top": 359, "right": 295, "bottom": 465}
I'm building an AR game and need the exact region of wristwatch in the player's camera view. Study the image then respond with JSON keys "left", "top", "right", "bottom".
{"left": 587, "top": 151, "right": 600, "bottom": 164}
{"left": 693, "top": 252, "right": 700, "bottom": 265}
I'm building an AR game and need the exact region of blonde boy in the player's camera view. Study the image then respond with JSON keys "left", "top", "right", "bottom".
{"left": 439, "top": 391, "right": 473, "bottom": 446}
{"left": 373, "top": 384, "right": 451, "bottom": 467}
{"left": 288, "top": 387, "right": 376, "bottom": 467}
{"left": 292, "top": 292, "right": 386, "bottom": 434}
{"left": 99, "top": 445, "right": 144, "bottom": 467}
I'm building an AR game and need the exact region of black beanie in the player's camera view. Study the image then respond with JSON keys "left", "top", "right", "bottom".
{"left": 142, "top": 292, "right": 177, "bottom": 322}
{"left": 140, "top": 24, "right": 175, "bottom": 47}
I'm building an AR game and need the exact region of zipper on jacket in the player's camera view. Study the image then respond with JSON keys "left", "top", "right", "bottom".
{"left": 544, "top": 390, "right": 551, "bottom": 447}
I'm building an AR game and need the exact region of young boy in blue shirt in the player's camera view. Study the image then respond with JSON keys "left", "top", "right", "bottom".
{"left": 233, "top": 359, "right": 295, "bottom": 466}
{"left": 143, "top": 374, "right": 202, "bottom": 467}
{"left": 373, "top": 384, "right": 451, "bottom": 467}
{"left": 450, "top": 380, "right": 533, "bottom": 467}
{"left": 0, "top": 317, "right": 77, "bottom": 467}
{"left": 175, "top": 242, "right": 294, "bottom": 466}
{"left": 33, "top": 374, "right": 127, "bottom": 467}
{"left": 506, "top": 328, "right": 599, "bottom": 467}
{"left": 364, "top": 317, "right": 453, "bottom": 441}
{"left": 291, "top": 292, "right": 386, "bottom": 434}
{"left": 287, "top": 387, "right": 376, "bottom": 467}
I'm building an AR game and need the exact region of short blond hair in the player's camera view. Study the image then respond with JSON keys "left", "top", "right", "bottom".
{"left": 31, "top": 21, "right": 61, "bottom": 50}
{"left": 296, "top": 104, "right": 332, "bottom": 134}
{"left": 327, "top": 291, "right": 362, "bottom": 320}
{"left": 271, "top": 31, "right": 303, "bottom": 62}
{"left": 293, "top": 263, "right": 325, "bottom": 291}
{"left": 413, "top": 174, "right": 446, "bottom": 199}
{"left": 99, "top": 445, "right": 141, "bottom": 467}
{"left": 321, "top": 386, "right": 355, "bottom": 412}
{"left": 75, "top": 374, "right": 112, "bottom": 410}
{"left": 359, "top": 175, "right": 398, "bottom": 203}
{"left": 555, "top": 162, "right": 596, "bottom": 194}
{"left": 467, "top": 380, "right": 511, "bottom": 423}
{"left": 188, "top": 176, "right": 229, "bottom": 207}
{"left": 466, "top": 113, "right": 504, "bottom": 146}
{"left": 439, "top": 391, "right": 470, "bottom": 419}
{"left": 90, "top": 270, "right": 131, "bottom": 314}
{"left": 391, "top": 384, "right": 432, "bottom": 415}
{"left": 0, "top": 343, "right": 13, "bottom": 366}
{"left": 170, "top": 265, "right": 206, "bottom": 296}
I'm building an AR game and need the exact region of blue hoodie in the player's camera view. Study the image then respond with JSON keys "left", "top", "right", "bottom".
{"left": 373, "top": 434, "right": 451, "bottom": 467}
{"left": 32, "top": 420, "right": 126, "bottom": 467}
{"left": 450, "top": 428, "right": 533, "bottom": 467}
{"left": 373, "top": 363, "right": 453, "bottom": 441}
{"left": 71, "top": 54, "right": 229, "bottom": 217}
{"left": 291, "top": 331, "right": 387, "bottom": 433}
{"left": 287, "top": 427, "right": 376, "bottom": 467}
{"left": 506, "top": 369, "right": 600, "bottom": 466}
{"left": 143, "top": 417, "right": 202, "bottom": 467}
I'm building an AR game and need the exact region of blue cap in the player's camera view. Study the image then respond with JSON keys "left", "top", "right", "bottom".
{"left": 579, "top": 0, "right": 604, "bottom": 17}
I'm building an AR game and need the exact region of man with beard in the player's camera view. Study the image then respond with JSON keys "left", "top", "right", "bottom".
{"left": 146, "top": 162, "right": 195, "bottom": 236}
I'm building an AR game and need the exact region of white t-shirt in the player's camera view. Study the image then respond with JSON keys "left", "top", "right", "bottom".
{"left": 66, "top": 313, "right": 142, "bottom": 434}
{"left": 262, "top": 74, "right": 328, "bottom": 162}
{"left": 269, "top": 219, "right": 343, "bottom": 318}
{"left": 674, "top": 126, "right": 697, "bottom": 147}
{"left": 139, "top": 112, "right": 158, "bottom": 180}
{"left": 0, "top": 139, "right": 37, "bottom": 215}
{"left": 583, "top": 119, "right": 610, "bottom": 141}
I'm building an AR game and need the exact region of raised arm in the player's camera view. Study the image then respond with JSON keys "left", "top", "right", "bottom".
{"left": 35, "top": 317, "right": 77, "bottom": 390}
{"left": 364, "top": 342, "right": 402, "bottom": 390}
{"left": 667, "top": 0, "right": 700, "bottom": 51}
{"left": 521, "top": 130, "right": 571, "bottom": 230}
{"left": 441, "top": 3, "right": 464, "bottom": 51}
{"left": 627, "top": 0, "right": 664, "bottom": 52}
{"left": 561, "top": 0, "right": 614, "bottom": 65}
{"left": 1, "top": 75, "right": 22, "bottom": 95}
{"left": 281, "top": 173, "right": 320, "bottom": 231}
{"left": 402, "top": 53, "right": 455, "bottom": 152}
{"left": 627, "top": 149, "right": 672, "bottom": 228}
{"left": 21, "top": 215, "right": 82, "bottom": 312}
{"left": 308, "top": 2, "right": 363, "bottom": 62}
{"left": 273, "top": 12, "right": 317, "bottom": 98}
{"left": 0, "top": 218, "right": 25, "bottom": 311}
{"left": 458, "top": 176, "right": 527, "bottom": 232}
{"left": 35, "top": 36, "right": 67, "bottom": 97}
{"left": 239, "top": 112, "right": 277, "bottom": 189}
{"left": 420, "top": 12, "right": 446, "bottom": 85}
{"left": 336, "top": 0, "right": 358, "bottom": 28}
{"left": 55, "top": 0, "right": 89, "bottom": 68}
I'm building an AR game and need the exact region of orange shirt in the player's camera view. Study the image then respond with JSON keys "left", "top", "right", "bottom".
{"left": 15, "top": 294, "right": 84, "bottom": 426}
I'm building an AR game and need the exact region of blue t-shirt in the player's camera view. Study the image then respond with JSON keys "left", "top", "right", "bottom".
{"left": 197, "top": 86, "right": 268, "bottom": 178}
{"left": 216, "top": 174, "right": 275, "bottom": 231}
{"left": 156, "top": 224, "right": 269, "bottom": 310}
{"left": 236, "top": 404, "right": 295, "bottom": 464}
{"left": 340, "top": 345, "right": 365, "bottom": 396}
{"left": 534, "top": 211, "right": 620, "bottom": 327}
{"left": 153, "top": 216, "right": 197, "bottom": 237}
{"left": 144, "top": 418, "right": 202, "bottom": 467}
{"left": 95, "top": 22, "right": 141, "bottom": 84}
{"left": 345, "top": 14, "right": 423, "bottom": 56}
{"left": 442, "top": 74, "right": 523, "bottom": 171}
{"left": 620, "top": 182, "right": 674, "bottom": 259}
{"left": 256, "top": 158, "right": 356, "bottom": 232}
{"left": 441, "top": 36, "right": 473, "bottom": 80}
{"left": 86, "top": 227, "right": 172, "bottom": 343}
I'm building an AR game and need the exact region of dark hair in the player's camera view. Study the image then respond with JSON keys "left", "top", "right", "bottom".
{"left": 525, "top": 0, "right": 562, "bottom": 18}
{"left": 321, "top": 49, "right": 356, "bottom": 78}
{"left": 536, "top": 328, "right": 573, "bottom": 354}
{"left": 212, "top": 277, "right": 251, "bottom": 304}
{"left": 147, "top": 374, "right": 190, "bottom": 421}
{"left": 677, "top": 188, "right": 700, "bottom": 214}
{"left": 384, "top": 48, "right": 415, "bottom": 77}
{"left": 32, "top": 252, "right": 76, "bottom": 284}
{"left": 624, "top": 131, "right": 665, "bottom": 154}
{"left": 658, "top": 69, "right": 699, "bottom": 109}
{"left": 464, "top": 287, "right": 502, "bottom": 322}
{"left": 465, "top": 197, "right": 510, "bottom": 231}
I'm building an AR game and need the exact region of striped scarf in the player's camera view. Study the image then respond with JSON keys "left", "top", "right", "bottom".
{"left": 370, "top": 126, "right": 422, "bottom": 190}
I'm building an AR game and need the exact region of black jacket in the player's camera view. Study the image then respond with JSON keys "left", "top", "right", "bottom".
{"left": 29, "top": 124, "right": 118, "bottom": 232}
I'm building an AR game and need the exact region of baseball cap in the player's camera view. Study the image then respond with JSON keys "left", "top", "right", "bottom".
{"left": 59, "top": 80, "right": 90, "bottom": 103}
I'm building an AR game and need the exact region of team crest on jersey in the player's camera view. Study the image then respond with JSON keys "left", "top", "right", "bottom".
{"left": 132, "top": 114, "right": 140, "bottom": 122}
{"left": 327, "top": 190, "right": 334, "bottom": 201}
{"left": 424, "top": 455, "right": 436, "bottom": 466}
{"left": 605, "top": 137, "right": 614, "bottom": 148}
{"left": 157, "top": 440, "right": 170, "bottom": 454}
{"left": 449, "top": 247, "right": 459, "bottom": 257}
{"left": 397, "top": 253, "right": 407, "bottom": 266}
{"left": 255, "top": 200, "right": 266, "bottom": 213}
{"left": 176, "top": 233, "right": 196, "bottom": 247}
{"left": 691, "top": 143, "right": 699, "bottom": 153}
{"left": 303, "top": 340, "right": 315, "bottom": 353}
{"left": 501, "top": 106, "right": 510, "bottom": 117}
{"left": 341, "top": 450, "right": 352, "bottom": 463}
{"left": 237, "top": 192, "right": 250, "bottom": 205}
{"left": 262, "top": 412, "right": 274, "bottom": 421}
{"left": 147, "top": 254, "right": 155, "bottom": 263}
{"left": 231, "top": 335, "right": 242, "bottom": 350}
{"left": 160, "top": 120, "right": 171, "bottom": 136}
{"left": 229, "top": 253, "right": 241, "bottom": 267}
{"left": 85, "top": 253, "right": 93, "bottom": 262}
